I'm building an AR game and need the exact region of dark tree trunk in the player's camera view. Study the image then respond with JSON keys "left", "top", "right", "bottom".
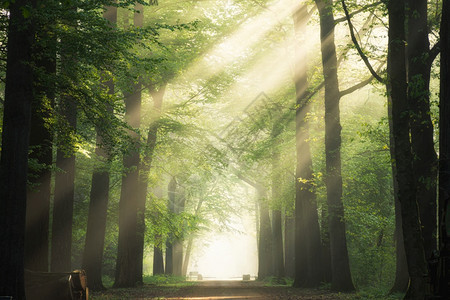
{"left": 81, "top": 6, "right": 117, "bottom": 291}
{"left": 320, "top": 205, "right": 332, "bottom": 283}
{"left": 136, "top": 84, "right": 165, "bottom": 281}
{"left": 133, "top": 5, "right": 145, "bottom": 284}
{"left": 25, "top": 23, "right": 56, "bottom": 272}
{"left": 271, "top": 123, "right": 285, "bottom": 282}
{"left": 51, "top": 6, "right": 79, "bottom": 272}
{"left": 284, "top": 214, "right": 295, "bottom": 278}
{"left": 173, "top": 188, "right": 186, "bottom": 277}
{"left": 51, "top": 97, "right": 77, "bottom": 273}
{"left": 314, "top": 0, "right": 354, "bottom": 292}
{"left": 114, "top": 5, "right": 143, "bottom": 285}
{"left": 153, "top": 186, "right": 165, "bottom": 276}
{"left": 390, "top": 189, "right": 409, "bottom": 293}
{"left": 153, "top": 245, "right": 165, "bottom": 275}
{"left": 272, "top": 210, "right": 285, "bottom": 280}
{"left": 292, "top": 3, "right": 323, "bottom": 288}
{"left": 388, "top": 98, "right": 409, "bottom": 294}
{"left": 114, "top": 81, "right": 142, "bottom": 287}
{"left": 386, "top": 1, "right": 428, "bottom": 298}
{"left": 0, "top": 1, "right": 36, "bottom": 298}
{"left": 438, "top": 0, "right": 450, "bottom": 295}
{"left": 257, "top": 186, "right": 273, "bottom": 279}
{"left": 165, "top": 177, "right": 177, "bottom": 276}
{"left": 406, "top": 0, "right": 438, "bottom": 264}
{"left": 165, "top": 240, "right": 174, "bottom": 276}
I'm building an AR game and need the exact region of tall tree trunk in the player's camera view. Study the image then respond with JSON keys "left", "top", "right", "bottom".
{"left": 25, "top": 23, "right": 56, "bottom": 272}
{"left": 314, "top": 0, "right": 354, "bottom": 291}
{"left": 388, "top": 98, "right": 409, "bottom": 293}
{"left": 320, "top": 205, "right": 332, "bottom": 283}
{"left": 257, "top": 186, "right": 273, "bottom": 280}
{"left": 114, "top": 4, "right": 143, "bottom": 287}
{"left": 271, "top": 123, "right": 285, "bottom": 282}
{"left": 51, "top": 96, "right": 77, "bottom": 273}
{"left": 284, "top": 213, "right": 295, "bottom": 278}
{"left": 182, "top": 236, "right": 194, "bottom": 277}
{"left": 81, "top": 6, "right": 117, "bottom": 291}
{"left": 272, "top": 210, "right": 285, "bottom": 280}
{"left": 390, "top": 189, "right": 409, "bottom": 293}
{"left": 136, "top": 84, "right": 166, "bottom": 280}
{"left": 406, "top": 0, "right": 438, "bottom": 264}
{"left": 0, "top": 0, "right": 36, "bottom": 298}
{"left": 133, "top": 4, "right": 145, "bottom": 284}
{"left": 153, "top": 184, "right": 165, "bottom": 275}
{"left": 386, "top": 1, "right": 428, "bottom": 298}
{"left": 50, "top": 4, "right": 78, "bottom": 272}
{"left": 165, "top": 177, "right": 177, "bottom": 276}
{"left": 292, "top": 3, "right": 324, "bottom": 288}
{"left": 114, "top": 82, "right": 142, "bottom": 286}
{"left": 153, "top": 245, "right": 165, "bottom": 275}
{"left": 182, "top": 195, "right": 205, "bottom": 277}
{"left": 438, "top": 0, "right": 450, "bottom": 295}
{"left": 173, "top": 188, "right": 186, "bottom": 277}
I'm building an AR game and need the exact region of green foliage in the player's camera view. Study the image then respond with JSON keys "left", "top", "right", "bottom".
{"left": 143, "top": 274, "right": 190, "bottom": 285}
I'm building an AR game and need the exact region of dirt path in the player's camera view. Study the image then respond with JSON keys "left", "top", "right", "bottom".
{"left": 167, "top": 280, "right": 346, "bottom": 299}
{"left": 92, "top": 280, "right": 359, "bottom": 299}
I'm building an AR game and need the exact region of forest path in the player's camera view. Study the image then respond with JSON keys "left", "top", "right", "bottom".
{"left": 167, "top": 280, "right": 339, "bottom": 299}
{"left": 91, "top": 280, "right": 359, "bottom": 299}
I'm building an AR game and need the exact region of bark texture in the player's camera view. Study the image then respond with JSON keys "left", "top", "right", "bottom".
{"left": 114, "top": 82, "right": 142, "bottom": 286}
{"left": 292, "top": 3, "right": 323, "bottom": 288}
{"left": 25, "top": 23, "right": 56, "bottom": 272}
{"left": 81, "top": 6, "right": 117, "bottom": 291}
{"left": 387, "top": 1, "right": 428, "bottom": 298}
{"left": 438, "top": 0, "right": 450, "bottom": 295}
{"left": 406, "top": 0, "right": 438, "bottom": 264}
{"left": 0, "top": 1, "right": 36, "bottom": 298}
{"left": 315, "top": 0, "right": 354, "bottom": 291}
{"left": 136, "top": 84, "right": 165, "bottom": 280}
{"left": 257, "top": 186, "right": 273, "bottom": 279}
{"left": 51, "top": 96, "right": 77, "bottom": 272}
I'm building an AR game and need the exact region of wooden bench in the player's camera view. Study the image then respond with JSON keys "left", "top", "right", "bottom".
{"left": 25, "top": 269, "right": 88, "bottom": 300}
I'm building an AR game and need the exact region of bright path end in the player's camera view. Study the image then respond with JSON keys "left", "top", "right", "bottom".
{"left": 92, "top": 280, "right": 359, "bottom": 299}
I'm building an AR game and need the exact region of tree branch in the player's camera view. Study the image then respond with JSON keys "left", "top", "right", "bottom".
{"left": 339, "top": 62, "right": 386, "bottom": 97}
{"left": 335, "top": 1, "right": 382, "bottom": 24}
{"left": 341, "top": 0, "right": 384, "bottom": 83}
{"left": 428, "top": 40, "right": 441, "bottom": 67}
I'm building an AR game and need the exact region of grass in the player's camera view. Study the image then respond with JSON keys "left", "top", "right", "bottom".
{"left": 89, "top": 275, "right": 194, "bottom": 300}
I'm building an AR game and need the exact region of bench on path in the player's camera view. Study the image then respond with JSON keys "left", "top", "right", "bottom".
{"left": 25, "top": 269, "right": 88, "bottom": 300}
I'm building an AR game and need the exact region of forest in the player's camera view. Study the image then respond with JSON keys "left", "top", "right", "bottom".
{"left": 0, "top": 0, "right": 449, "bottom": 299}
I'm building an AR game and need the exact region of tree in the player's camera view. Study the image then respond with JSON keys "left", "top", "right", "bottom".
{"left": 406, "top": 0, "right": 438, "bottom": 265}
{"left": 136, "top": 83, "right": 166, "bottom": 279}
{"left": 81, "top": 5, "right": 117, "bottom": 292}
{"left": 257, "top": 185, "right": 273, "bottom": 279}
{"left": 386, "top": 0, "right": 428, "bottom": 297}
{"left": 292, "top": 2, "right": 323, "bottom": 288}
{"left": 0, "top": 0, "right": 36, "bottom": 298}
{"left": 314, "top": 0, "right": 354, "bottom": 291}
{"left": 114, "top": 2, "right": 145, "bottom": 287}
{"left": 438, "top": 0, "right": 450, "bottom": 295}
{"left": 25, "top": 13, "right": 56, "bottom": 271}
{"left": 271, "top": 148, "right": 285, "bottom": 282}
{"left": 165, "top": 176, "right": 177, "bottom": 275}
{"left": 50, "top": 2, "right": 78, "bottom": 272}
